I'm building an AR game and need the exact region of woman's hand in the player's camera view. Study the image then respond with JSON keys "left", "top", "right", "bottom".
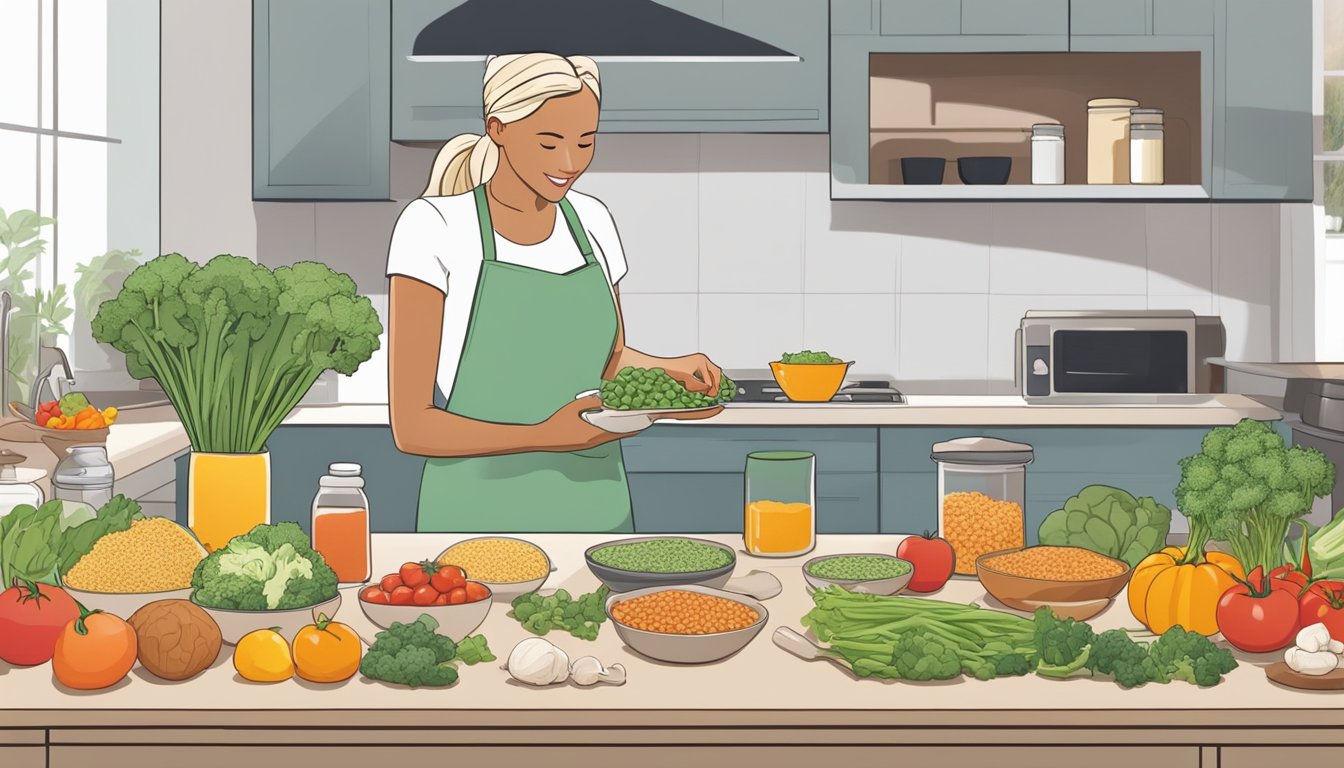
{"left": 660, "top": 353, "right": 723, "bottom": 396}
{"left": 537, "top": 395, "right": 624, "bottom": 451}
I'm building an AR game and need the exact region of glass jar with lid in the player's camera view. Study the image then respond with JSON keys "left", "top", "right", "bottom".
{"left": 52, "top": 446, "right": 114, "bottom": 510}
{"left": 1129, "top": 108, "right": 1165, "bottom": 184}
{"left": 931, "top": 437, "right": 1034, "bottom": 575}
{"left": 1030, "top": 123, "right": 1065, "bottom": 184}
{"left": 0, "top": 450, "right": 45, "bottom": 518}
{"left": 1087, "top": 98, "right": 1140, "bottom": 184}
{"left": 311, "top": 462, "right": 371, "bottom": 584}
{"left": 744, "top": 450, "right": 815, "bottom": 558}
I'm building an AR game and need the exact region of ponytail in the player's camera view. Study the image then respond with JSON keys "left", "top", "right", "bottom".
{"left": 422, "top": 53, "right": 601, "bottom": 197}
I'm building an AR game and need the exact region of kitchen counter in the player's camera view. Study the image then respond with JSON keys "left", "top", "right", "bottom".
{"left": 106, "top": 394, "right": 1279, "bottom": 480}
{"left": 2, "top": 534, "right": 1340, "bottom": 766}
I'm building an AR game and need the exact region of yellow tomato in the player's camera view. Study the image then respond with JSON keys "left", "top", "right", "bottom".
{"left": 292, "top": 614, "right": 361, "bottom": 684}
{"left": 233, "top": 628, "right": 295, "bottom": 682}
{"left": 1128, "top": 546, "right": 1245, "bottom": 636}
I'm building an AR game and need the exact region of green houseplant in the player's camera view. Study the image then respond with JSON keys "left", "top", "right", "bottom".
{"left": 73, "top": 248, "right": 143, "bottom": 372}
{"left": 91, "top": 253, "right": 383, "bottom": 550}
{"left": 0, "top": 209, "right": 73, "bottom": 406}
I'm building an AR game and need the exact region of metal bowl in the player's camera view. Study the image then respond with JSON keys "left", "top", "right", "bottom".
{"left": 585, "top": 536, "right": 737, "bottom": 593}
{"left": 605, "top": 585, "right": 768, "bottom": 664}
{"left": 801, "top": 553, "right": 914, "bottom": 596}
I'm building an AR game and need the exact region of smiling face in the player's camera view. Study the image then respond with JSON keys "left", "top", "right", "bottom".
{"left": 488, "top": 85, "right": 599, "bottom": 204}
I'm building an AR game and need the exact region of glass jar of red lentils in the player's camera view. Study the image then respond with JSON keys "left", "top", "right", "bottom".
{"left": 931, "top": 437, "right": 1033, "bottom": 576}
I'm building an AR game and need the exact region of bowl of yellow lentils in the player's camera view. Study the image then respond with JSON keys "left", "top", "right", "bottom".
{"left": 433, "top": 536, "right": 553, "bottom": 601}
{"left": 61, "top": 516, "right": 207, "bottom": 617}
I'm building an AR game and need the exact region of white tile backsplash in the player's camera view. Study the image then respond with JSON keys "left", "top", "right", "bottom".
{"left": 619, "top": 293, "right": 700, "bottom": 357}
{"left": 803, "top": 173, "right": 901, "bottom": 293}
{"left": 1146, "top": 204, "right": 1213, "bottom": 294}
{"left": 899, "top": 293, "right": 990, "bottom": 385}
{"left": 989, "top": 204, "right": 1149, "bottom": 295}
{"left": 898, "top": 204, "right": 992, "bottom": 293}
{"left": 578, "top": 172, "right": 700, "bottom": 293}
{"left": 698, "top": 172, "right": 805, "bottom": 292}
{"left": 698, "top": 294, "right": 804, "bottom": 369}
{"left": 315, "top": 201, "right": 405, "bottom": 295}
{"left": 804, "top": 294, "right": 899, "bottom": 377}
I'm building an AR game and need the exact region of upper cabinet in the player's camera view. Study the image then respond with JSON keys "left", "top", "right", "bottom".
{"left": 391, "top": 0, "right": 829, "bottom": 141}
{"left": 1071, "top": 0, "right": 1215, "bottom": 37}
{"left": 253, "top": 0, "right": 390, "bottom": 201}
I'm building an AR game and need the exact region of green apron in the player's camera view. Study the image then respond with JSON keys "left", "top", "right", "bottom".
{"left": 416, "top": 185, "right": 633, "bottom": 533}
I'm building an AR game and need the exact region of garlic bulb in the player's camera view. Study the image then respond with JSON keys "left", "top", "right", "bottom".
{"left": 506, "top": 638, "right": 571, "bottom": 686}
{"left": 570, "top": 656, "right": 627, "bottom": 687}
{"left": 1284, "top": 645, "right": 1339, "bottom": 676}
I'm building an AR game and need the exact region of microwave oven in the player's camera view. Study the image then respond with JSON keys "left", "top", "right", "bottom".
{"left": 1015, "top": 310, "right": 1226, "bottom": 403}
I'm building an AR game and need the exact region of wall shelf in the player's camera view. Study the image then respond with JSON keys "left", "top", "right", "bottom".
{"left": 830, "top": 181, "right": 1210, "bottom": 202}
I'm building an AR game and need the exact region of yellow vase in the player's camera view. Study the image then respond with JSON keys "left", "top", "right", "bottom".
{"left": 187, "top": 451, "right": 271, "bottom": 552}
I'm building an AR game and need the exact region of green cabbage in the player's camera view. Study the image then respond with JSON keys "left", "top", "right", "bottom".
{"left": 1038, "top": 485, "right": 1172, "bottom": 568}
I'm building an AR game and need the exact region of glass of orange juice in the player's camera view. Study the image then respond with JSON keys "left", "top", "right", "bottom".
{"left": 744, "top": 451, "right": 816, "bottom": 558}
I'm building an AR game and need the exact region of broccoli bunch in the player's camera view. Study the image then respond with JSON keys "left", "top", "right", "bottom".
{"left": 1176, "top": 419, "right": 1335, "bottom": 571}
{"left": 190, "top": 522, "right": 338, "bottom": 610}
{"left": 360, "top": 614, "right": 462, "bottom": 688}
{"left": 1146, "top": 626, "right": 1238, "bottom": 687}
{"left": 779, "top": 350, "right": 844, "bottom": 364}
{"left": 1033, "top": 608, "right": 1096, "bottom": 677}
{"left": 1032, "top": 609, "right": 1237, "bottom": 688}
{"left": 509, "top": 586, "right": 610, "bottom": 640}
{"left": 600, "top": 367, "right": 736, "bottom": 411}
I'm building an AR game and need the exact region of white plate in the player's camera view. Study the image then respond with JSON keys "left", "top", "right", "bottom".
{"left": 575, "top": 390, "right": 719, "bottom": 434}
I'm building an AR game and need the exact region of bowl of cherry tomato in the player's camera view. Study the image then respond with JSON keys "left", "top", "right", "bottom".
{"left": 358, "top": 561, "right": 493, "bottom": 641}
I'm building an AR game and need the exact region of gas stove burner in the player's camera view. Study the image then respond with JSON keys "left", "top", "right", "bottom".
{"left": 727, "top": 378, "right": 904, "bottom": 404}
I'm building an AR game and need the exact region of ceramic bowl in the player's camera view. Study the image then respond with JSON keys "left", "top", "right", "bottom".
{"left": 585, "top": 536, "right": 737, "bottom": 593}
{"left": 900, "top": 157, "right": 947, "bottom": 185}
{"left": 957, "top": 156, "right": 1013, "bottom": 185}
{"left": 768, "top": 361, "right": 850, "bottom": 403}
{"left": 606, "top": 585, "right": 768, "bottom": 664}
{"left": 975, "top": 546, "right": 1132, "bottom": 621}
{"left": 435, "top": 536, "right": 555, "bottom": 601}
{"left": 359, "top": 586, "right": 493, "bottom": 641}
{"left": 62, "top": 586, "right": 193, "bottom": 619}
{"left": 801, "top": 553, "right": 914, "bottom": 596}
{"left": 193, "top": 594, "right": 342, "bottom": 645}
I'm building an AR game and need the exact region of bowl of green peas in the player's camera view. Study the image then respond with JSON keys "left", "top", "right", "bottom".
{"left": 769, "top": 351, "right": 851, "bottom": 403}
{"left": 585, "top": 536, "right": 738, "bottom": 592}
{"left": 801, "top": 553, "right": 914, "bottom": 596}
{"left": 580, "top": 366, "right": 738, "bottom": 434}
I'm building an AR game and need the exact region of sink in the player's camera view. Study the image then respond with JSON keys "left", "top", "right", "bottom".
{"left": 73, "top": 390, "right": 171, "bottom": 411}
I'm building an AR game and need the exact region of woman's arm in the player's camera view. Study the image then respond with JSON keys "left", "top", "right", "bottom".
{"left": 389, "top": 276, "right": 614, "bottom": 457}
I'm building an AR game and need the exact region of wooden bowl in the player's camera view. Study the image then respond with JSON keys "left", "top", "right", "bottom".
{"left": 5, "top": 402, "right": 109, "bottom": 458}
{"left": 975, "top": 546, "right": 1132, "bottom": 620}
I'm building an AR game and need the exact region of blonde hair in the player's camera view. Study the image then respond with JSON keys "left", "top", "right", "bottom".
{"left": 423, "top": 53, "right": 601, "bottom": 197}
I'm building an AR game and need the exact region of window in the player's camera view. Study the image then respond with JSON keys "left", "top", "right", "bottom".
{"left": 1319, "top": 0, "right": 1344, "bottom": 358}
{"left": 0, "top": 0, "right": 159, "bottom": 406}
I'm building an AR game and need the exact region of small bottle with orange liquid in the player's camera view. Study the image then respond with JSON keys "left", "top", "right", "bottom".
{"left": 744, "top": 451, "right": 816, "bottom": 558}
{"left": 311, "top": 462, "right": 371, "bottom": 585}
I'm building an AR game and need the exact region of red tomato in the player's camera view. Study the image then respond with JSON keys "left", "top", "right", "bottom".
{"left": 1267, "top": 564, "right": 1310, "bottom": 595}
{"left": 379, "top": 574, "right": 403, "bottom": 593}
{"left": 464, "top": 582, "right": 491, "bottom": 603}
{"left": 389, "top": 586, "right": 415, "bottom": 606}
{"left": 362, "top": 589, "right": 390, "bottom": 605}
{"left": 0, "top": 580, "right": 81, "bottom": 666}
{"left": 897, "top": 532, "right": 956, "bottom": 593}
{"left": 431, "top": 592, "right": 452, "bottom": 606}
{"left": 1216, "top": 575, "right": 1301, "bottom": 653}
{"left": 1299, "top": 580, "right": 1344, "bottom": 641}
{"left": 359, "top": 586, "right": 383, "bottom": 602}
{"left": 449, "top": 587, "right": 468, "bottom": 605}
{"left": 412, "top": 584, "right": 439, "bottom": 606}
{"left": 430, "top": 565, "right": 467, "bottom": 593}
{"left": 399, "top": 562, "right": 430, "bottom": 589}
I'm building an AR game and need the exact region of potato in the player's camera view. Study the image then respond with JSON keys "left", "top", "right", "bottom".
{"left": 129, "top": 599, "right": 222, "bottom": 681}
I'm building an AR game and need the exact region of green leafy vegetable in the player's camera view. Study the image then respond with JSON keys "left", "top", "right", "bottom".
{"left": 57, "top": 391, "right": 90, "bottom": 417}
{"left": 0, "top": 495, "right": 144, "bottom": 586}
{"left": 91, "top": 254, "right": 383, "bottom": 453}
{"left": 190, "top": 522, "right": 337, "bottom": 610}
{"left": 55, "top": 495, "right": 143, "bottom": 576}
{"left": 1038, "top": 485, "right": 1172, "bottom": 568}
{"left": 509, "top": 586, "right": 610, "bottom": 640}
{"left": 453, "top": 634, "right": 497, "bottom": 666}
{"left": 359, "top": 614, "right": 462, "bottom": 688}
{"left": 1176, "top": 419, "right": 1335, "bottom": 571}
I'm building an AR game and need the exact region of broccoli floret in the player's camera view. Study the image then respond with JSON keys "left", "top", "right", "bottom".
{"left": 1087, "top": 629, "right": 1163, "bottom": 689}
{"left": 359, "top": 614, "right": 461, "bottom": 688}
{"left": 1032, "top": 607, "right": 1095, "bottom": 676}
{"left": 1147, "top": 625, "right": 1238, "bottom": 687}
{"left": 189, "top": 522, "right": 338, "bottom": 610}
{"left": 889, "top": 630, "right": 963, "bottom": 681}
{"left": 508, "top": 585, "right": 609, "bottom": 640}
{"left": 993, "top": 652, "right": 1033, "bottom": 677}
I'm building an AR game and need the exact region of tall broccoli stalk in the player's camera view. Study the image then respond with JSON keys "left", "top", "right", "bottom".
{"left": 1175, "top": 420, "right": 1335, "bottom": 572}
{"left": 92, "top": 254, "right": 382, "bottom": 454}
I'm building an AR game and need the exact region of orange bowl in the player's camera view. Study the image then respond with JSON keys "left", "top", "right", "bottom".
{"left": 768, "top": 361, "right": 849, "bottom": 403}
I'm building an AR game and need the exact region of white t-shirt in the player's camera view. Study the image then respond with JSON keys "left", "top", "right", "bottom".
{"left": 385, "top": 189, "right": 628, "bottom": 402}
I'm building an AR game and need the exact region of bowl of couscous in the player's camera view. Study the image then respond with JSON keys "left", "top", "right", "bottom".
{"left": 975, "top": 546, "right": 1132, "bottom": 621}
{"left": 60, "top": 517, "right": 207, "bottom": 618}
{"left": 434, "top": 536, "right": 553, "bottom": 600}
{"left": 605, "top": 585, "right": 768, "bottom": 664}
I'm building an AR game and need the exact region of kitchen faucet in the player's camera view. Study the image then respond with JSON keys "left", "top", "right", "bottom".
{"left": 31, "top": 339, "right": 76, "bottom": 408}
{"left": 0, "top": 290, "right": 9, "bottom": 407}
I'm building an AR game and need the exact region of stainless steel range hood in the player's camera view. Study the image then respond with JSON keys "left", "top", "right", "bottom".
{"left": 409, "top": 0, "right": 801, "bottom": 63}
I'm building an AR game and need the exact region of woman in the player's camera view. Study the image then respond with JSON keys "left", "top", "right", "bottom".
{"left": 386, "top": 53, "right": 723, "bottom": 533}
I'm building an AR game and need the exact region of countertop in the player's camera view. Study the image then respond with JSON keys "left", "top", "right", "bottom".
{"left": 1208, "top": 358, "right": 1344, "bottom": 380}
{"left": 104, "top": 394, "right": 1280, "bottom": 479}
{"left": 2, "top": 532, "right": 1340, "bottom": 733}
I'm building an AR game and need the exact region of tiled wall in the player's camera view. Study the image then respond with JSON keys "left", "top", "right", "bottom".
{"left": 247, "top": 134, "right": 1281, "bottom": 401}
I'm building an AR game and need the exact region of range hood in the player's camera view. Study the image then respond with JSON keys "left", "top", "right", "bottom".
{"left": 410, "top": 0, "right": 801, "bottom": 63}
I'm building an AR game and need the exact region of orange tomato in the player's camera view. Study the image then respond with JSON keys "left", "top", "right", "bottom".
{"left": 1128, "top": 546, "right": 1245, "bottom": 636}
{"left": 292, "top": 613, "right": 361, "bottom": 683}
{"left": 52, "top": 607, "right": 138, "bottom": 690}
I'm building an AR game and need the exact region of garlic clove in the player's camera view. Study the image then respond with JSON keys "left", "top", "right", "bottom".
{"left": 507, "top": 637, "right": 572, "bottom": 686}
{"left": 569, "top": 656, "right": 628, "bottom": 687}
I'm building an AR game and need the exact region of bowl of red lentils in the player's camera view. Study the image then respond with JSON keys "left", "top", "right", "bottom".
{"left": 605, "top": 585, "right": 768, "bottom": 664}
{"left": 975, "top": 545, "right": 1132, "bottom": 620}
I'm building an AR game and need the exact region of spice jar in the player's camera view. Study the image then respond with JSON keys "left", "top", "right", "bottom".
{"left": 744, "top": 451, "right": 815, "bottom": 558}
{"left": 311, "top": 462, "right": 371, "bottom": 584}
{"left": 931, "top": 437, "right": 1033, "bottom": 575}
{"left": 1030, "top": 123, "right": 1065, "bottom": 184}
{"left": 0, "top": 450, "right": 44, "bottom": 518}
{"left": 1129, "top": 108, "right": 1165, "bottom": 184}
{"left": 1087, "top": 98, "right": 1139, "bottom": 184}
{"left": 52, "top": 446, "right": 114, "bottom": 510}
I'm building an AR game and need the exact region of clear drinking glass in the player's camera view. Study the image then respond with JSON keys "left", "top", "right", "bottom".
{"left": 744, "top": 450, "right": 816, "bottom": 558}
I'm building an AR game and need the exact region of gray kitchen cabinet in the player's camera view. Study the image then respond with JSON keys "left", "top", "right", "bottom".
{"left": 1071, "top": 0, "right": 1149, "bottom": 36}
{"left": 253, "top": 0, "right": 390, "bottom": 200}
{"left": 628, "top": 471, "right": 878, "bottom": 533}
{"left": 1213, "top": 0, "right": 1313, "bottom": 201}
{"left": 961, "top": 0, "right": 1068, "bottom": 36}
{"left": 1154, "top": 0, "right": 1214, "bottom": 35}
{"left": 879, "top": 0, "right": 960, "bottom": 35}
{"left": 392, "top": 0, "right": 828, "bottom": 140}
{"left": 833, "top": 0, "right": 879, "bottom": 34}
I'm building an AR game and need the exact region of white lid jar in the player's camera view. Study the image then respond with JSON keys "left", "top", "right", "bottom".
{"left": 1030, "top": 123, "right": 1066, "bottom": 185}
{"left": 931, "top": 437, "right": 1034, "bottom": 576}
{"left": 52, "top": 446, "right": 114, "bottom": 510}
{"left": 0, "top": 450, "right": 45, "bottom": 517}
{"left": 311, "top": 462, "right": 371, "bottom": 584}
